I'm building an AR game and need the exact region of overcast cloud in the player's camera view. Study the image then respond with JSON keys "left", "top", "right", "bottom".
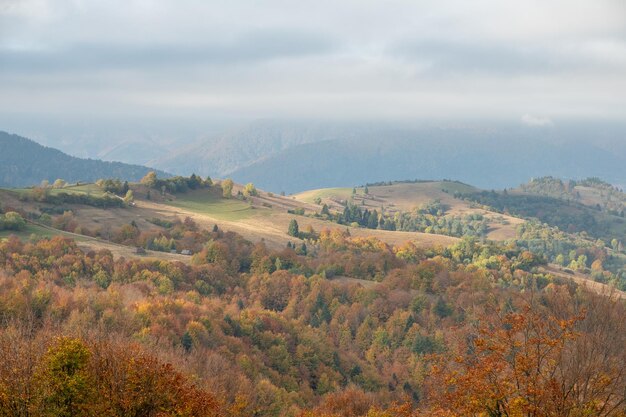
{"left": 1, "top": 0, "right": 625, "bottom": 124}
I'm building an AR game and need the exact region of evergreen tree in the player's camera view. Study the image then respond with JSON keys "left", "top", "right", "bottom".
{"left": 188, "top": 173, "right": 201, "bottom": 189}
{"left": 310, "top": 293, "right": 331, "bottom": 327}
{"left": 288, "top": 219, "right": 299, "bottom": 237}
{"left": 367, "top": 210, "right": 379, "bottom": 229}
{"left": 181, "top": 331, "right": 193, "bottom": 352}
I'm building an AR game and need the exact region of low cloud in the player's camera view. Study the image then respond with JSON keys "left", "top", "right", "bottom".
{"left": 521, "top": 114, "right": 554, "bottom": 127}
{"left": 0, "top": 0, "right": 625, "bottom": 123}
{"left": 0, "top": 29, "right": 334, "bottom": 74}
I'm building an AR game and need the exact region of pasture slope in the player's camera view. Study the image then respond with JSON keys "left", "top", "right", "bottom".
{"left": 294, "top": 181, "right": 524, "bottom": 240}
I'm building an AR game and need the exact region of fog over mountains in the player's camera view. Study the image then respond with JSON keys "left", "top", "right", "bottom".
{"left": 225, "top": 122, "right": 626, "bottom": 193}
{"left": 3, "top": 120, "right": 625, "bottom": 192}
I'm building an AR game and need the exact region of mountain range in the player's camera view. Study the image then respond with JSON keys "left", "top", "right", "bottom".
{"left": 2, "top": 121, "right": 625, "bottom": 192}
{"left": 229, "top": 126, "right": 626, "bottom": 193}
{"left": 0, "top": 131, "right": 169, "bottom": 187}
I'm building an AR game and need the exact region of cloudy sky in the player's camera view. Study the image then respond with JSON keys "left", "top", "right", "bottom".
{"left": 1, "top": 0, "right": 625, "bottom": 127}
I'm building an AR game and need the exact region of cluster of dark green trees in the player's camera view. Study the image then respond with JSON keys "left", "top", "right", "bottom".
{"left": 95, "top": 178, "right": 130, "bottom": 195}
{"left": 141, "top": 172, "right": 212, "bottom": 194}
{"left": 313, "top": 200, "right": 488, "bottom": 238}
{"left": 336, "top": 204, "right": 384, "bottom": 229}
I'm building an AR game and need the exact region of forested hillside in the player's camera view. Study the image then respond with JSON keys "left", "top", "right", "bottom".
{"left": 0, "top": 228, "right": 624, "bottom": 416}
{"left": 457, "top": 189, "right": 626, "bottom": 243}
{"left": 519, "top": 176, "right": 626, "bottom": 215}
{"left": 0, "top": 131, "right": 169, "bottom": 187}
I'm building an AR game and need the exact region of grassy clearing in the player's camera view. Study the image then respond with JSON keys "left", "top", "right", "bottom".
{"left": 436, "top": 181, "right": 477, "bottom": 194}
{"left": 294, "top": 187, "right": 353, "bottom": 203}
{"left": 165, "top": 191, "right": 259, "bottom": 221}
{"left": 295, "top": 182, "right": 476, "bottom": 205}
{"left": 10, "top": 183, "right": 106, "bottom": 198}
{"left": 0, "top": 224, "right": 62, "bottom": 240}
{"left": 58, "top": 183, "right": 104, "bottom": 195}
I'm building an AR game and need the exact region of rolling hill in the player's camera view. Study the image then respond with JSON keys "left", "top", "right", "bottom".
{"left": 0, "top": 181, "right": 460, "bottom": 251}
{"left": 2, "top": 176, "right": 624, "bottom": 296}
{"left": 0, "top": 130, "right": 169, "bottom": 187}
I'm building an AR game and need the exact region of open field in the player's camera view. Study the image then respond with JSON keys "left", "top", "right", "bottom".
{"left": 140, "top": 197, "right": 459, "bottom": 250}
{"left": 11, "top": 183, "right": 106, "bottom": 198}
{"left": 366, "top": 181, "right": 477, "bottom": 212}
{"left": 165, "top": 189, "right": 260, "bottom": 221}
{"left": 294, "top": 187, "right": 354, "bottom": 205}
{"left": 0, "top": 223, "right": 61, "bottom": 240}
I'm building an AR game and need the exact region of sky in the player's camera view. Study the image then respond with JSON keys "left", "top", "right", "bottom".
{"left": 1, "top": 0, "right": 626, "bottom": 128}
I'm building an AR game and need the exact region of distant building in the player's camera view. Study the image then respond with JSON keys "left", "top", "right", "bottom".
{"left": 181, "top": 249, "right": 192, "bottom": 256}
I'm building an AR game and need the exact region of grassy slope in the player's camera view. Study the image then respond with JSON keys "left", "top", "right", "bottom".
{"left": 1, "top": 182, "right": 621, "bottom": 297}
{"left": 11, "top": 183, "right": 106, "bottom": 197}
{"left": 2, "top": 180, "right": 521, "bottom": 249}
{"left": 294, "top": 181, "right": 523, "bottom": 240}
{"left": 146, "top": 188, "right": 459, "bottom": 250}
{"left": 0, "top": 223, "right": 60, "bottom": 240}
{"left": 295, "top": 187, "right": 354, "bottom": 204}
{"left": 294, "top": 181, "right": 477, "bottom": 211}
{"left": 165, "top": 190, "right": 259, "bottom": 221}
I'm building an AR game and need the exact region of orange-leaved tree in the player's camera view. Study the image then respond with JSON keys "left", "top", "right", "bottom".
{"left": 427, "top": 290, "right": 626, "bottom": 417}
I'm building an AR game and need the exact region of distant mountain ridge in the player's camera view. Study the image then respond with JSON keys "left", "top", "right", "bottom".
{"left": 5, "top": 121, "right": 625, "bottom": 193}
{"left": 229, "top": 127, "right": 626, "bottom": 193}
{"left": 150, "top": 120, "right": 356, "bottom": 177}
{"left": 0, "top": 131, "right": 169, "bottom": 187}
